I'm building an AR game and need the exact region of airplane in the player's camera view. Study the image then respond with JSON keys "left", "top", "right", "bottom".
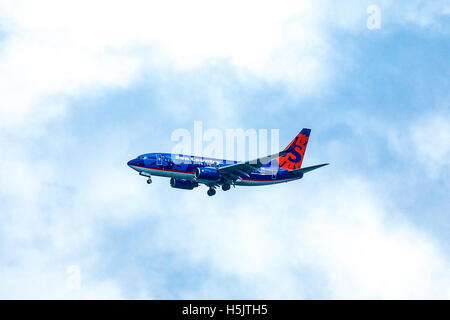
{"left": 127, "top": 128, "right": 328, "bottom": 196}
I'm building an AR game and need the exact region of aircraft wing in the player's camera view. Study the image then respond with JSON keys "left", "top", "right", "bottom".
{"left": 287, "top": 163, "right": 329, "bottom": 176}
{"left": 218, "top": 150, "right": 290, "bottom": 180}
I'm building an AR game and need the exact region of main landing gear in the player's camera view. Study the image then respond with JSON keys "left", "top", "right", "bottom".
{"left": 208, "top": 183, "right": 231, "bottom": 196}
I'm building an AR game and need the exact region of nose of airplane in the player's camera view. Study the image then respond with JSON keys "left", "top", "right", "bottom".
{"left": 127, "top": 159, "right": 139, "bottom": 167}
{"left": 127, "top": 159, "right": 144, "bottom": 167}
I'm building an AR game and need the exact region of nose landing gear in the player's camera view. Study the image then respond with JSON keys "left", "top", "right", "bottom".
{"left": 139, "top": 171, "right": 152, "bottom": 184}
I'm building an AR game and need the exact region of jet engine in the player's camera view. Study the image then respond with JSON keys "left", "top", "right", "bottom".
{"left": 170, "top": 178, "right": 199, "bottom": 190}
{"left": 195, "top": 167, "right": 221, "bottom": 181}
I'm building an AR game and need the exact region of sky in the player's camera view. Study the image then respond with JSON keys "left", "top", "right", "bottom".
{"left": 0, "top": 0, "right": 449, "bottom": 299}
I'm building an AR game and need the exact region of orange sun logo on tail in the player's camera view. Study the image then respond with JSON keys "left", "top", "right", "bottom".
{"left": 278, "top": 129, "right": 310, "bottom": 170}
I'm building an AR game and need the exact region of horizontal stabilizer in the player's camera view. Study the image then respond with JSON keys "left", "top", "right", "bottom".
{"left": 288, "top": 163, "right": 329, "bottom": 175}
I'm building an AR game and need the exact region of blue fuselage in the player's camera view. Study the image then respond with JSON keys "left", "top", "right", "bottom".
{"left": 127, "top": 153, "right": 301, "bottom": 186}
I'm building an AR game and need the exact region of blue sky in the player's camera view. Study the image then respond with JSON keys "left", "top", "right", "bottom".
{"left": 0, "top": 0, "right": 449, "bottom": 298}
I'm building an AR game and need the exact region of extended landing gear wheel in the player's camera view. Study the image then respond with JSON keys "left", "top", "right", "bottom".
{"left": 221, "top": 183, "right": 231, "bottom": 191}
{"left": 147, "top": 178, "right": 152, "bottom": 184}
{"left": 207, "top": 188, "right": 216, "bottom": 196}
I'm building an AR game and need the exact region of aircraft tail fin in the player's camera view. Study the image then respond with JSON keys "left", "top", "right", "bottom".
{"left": 277, "top": 128, "right": 311, "bottom": 170}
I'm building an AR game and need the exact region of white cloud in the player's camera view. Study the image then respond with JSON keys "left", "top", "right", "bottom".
{"left": 390, "top": 0, "right": 450, "bottom": 27}
{"left": 410, "top": 114, "right": 450, "bottom": 175}
{"left": 295, "top": 178, "right": 449, "bottom": 299}
{"left": 0, "top": 0, "right": 332, "bottom": 128}
{"left": 151, "top": 176, "right": 450, "bottom": 299}
{"left": 385, "top": 112, "right": 450, "bottom": 178}
{"left": 2, "top": 0, "right": 448, "bottom": 128}
{"left": 0, "top": 126, "right": 163, "bottom": 298}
